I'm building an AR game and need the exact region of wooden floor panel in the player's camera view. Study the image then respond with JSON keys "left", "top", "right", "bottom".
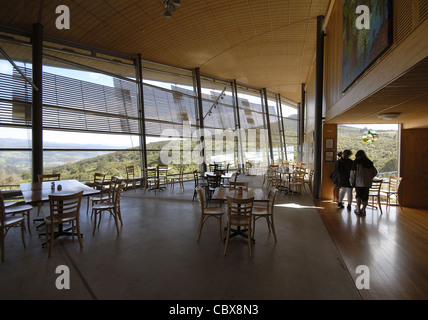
{"left": 317, "top": 200, "right": 428, "bottom": 300}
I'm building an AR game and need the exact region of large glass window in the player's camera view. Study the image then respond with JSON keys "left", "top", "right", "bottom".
{"left": 142, "top": 62, "right": 198, "bottom": 177}
{"left": 0, "top": 36, "right": 33, "bottom": 189}
{"left": 39, "top": 44, "right": 142, "bottom": 182}
{"left": 280, "top": 96, "right": 299, "bottom": 161}
{"left": 199, "top": 76, "right": 236, "bottom": 168}
{"left": 236, "top": 85, "right": 269, "bottom": 168}
{"left": 0, "top": 32, "right": 300, "bottom": 189}
{"left": 337, "top": 124, "right": 399, "bottom": 178}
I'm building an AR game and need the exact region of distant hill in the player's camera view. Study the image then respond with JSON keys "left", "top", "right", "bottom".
{"left": 0, "top": 125, "right": 399, "bottom": 187}
{"left": 337, "top": 125, "right": 399, "bottom": 174}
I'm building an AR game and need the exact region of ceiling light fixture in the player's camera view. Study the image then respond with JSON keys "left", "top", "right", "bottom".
{"left": 377, "top": 112, "right": 401, "bottom": 120}
{"left": 164, "top": 0, "right": 181, "bottom": 18}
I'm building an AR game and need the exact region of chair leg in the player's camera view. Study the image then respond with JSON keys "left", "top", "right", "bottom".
{"left": 1, "top": 232, "right": 4, "bottom": 262}
{"left": 113, "top": 210, "right": 120, "bottom": 234}
{"left": 197, "top": 215, "right": 204, "bottom": 242}
{"left": 19, "top": 220, "right": 26, "bottom": 249}
{"left": 76, "top": 220, "right": 83, "bottom": 248}
{"left": 248, "top": 223, "right": 253, "bottom": 257}
{"left": 378, "top": 196, "right": 383, "bottom": 214}
{"left": 270, "top": 215, "right": 277, "bottom": 242}
{"left": 224, "top": 223, "right": 231, "bottom": 255}
{"left": 218, "top": 216, "right": 222, "bottom": 241}
{"left": 48, "top": 224, "right": 54, "bottom": 257}
{"left": 92, "top": 210, "right": 98, "bottom": 235}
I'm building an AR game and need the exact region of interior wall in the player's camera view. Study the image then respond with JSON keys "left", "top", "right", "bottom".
{"left": 323, "top": 0, "right": 428, "bottom": 123}
{"left": 321, "top": 123, "right": 337, "bottom": 200}
{"left": 400, "top": 128, "right": 428, "bottom": 209}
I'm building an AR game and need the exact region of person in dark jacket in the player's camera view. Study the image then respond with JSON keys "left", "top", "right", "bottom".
{"left": 331, "top": 151, "right": 342, "bottom": 202}
{"left": 335, "top": 149, "right": 353, "bottom": 210}
{"left": 349, "top": 150, "right": 378, "bottom": 216}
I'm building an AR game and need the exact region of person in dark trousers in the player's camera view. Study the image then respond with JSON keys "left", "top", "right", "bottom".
{"left": 349, "top": 150, "right": 378, "bottom": 216}
{"left": 335, "top": 149, "right": 354, "bottom": 210}
{"left": 331, "top": 151, "right": 342, "bottom": 202}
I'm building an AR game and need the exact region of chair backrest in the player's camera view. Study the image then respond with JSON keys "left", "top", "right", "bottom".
{"left": 126, "top": 166, "right": 135, "bottom": 179}
{"left": 227, "top": 196, "right": 254, "bottom": 224}
{"left": 48, "top": 191, "right": 83, "bottom": 221}
{"left": 193, "top": 170, "right": 199, "bottom": 187}
{"left": 370, "top": 179, "right": 383, "bottom": 194}
{"left": 209, "top": 164, "right": 218, "bottom": 171}
{"left": 195, "top": 186, "right": 205, "bottom": 211}
{"left": 157, "top": 164, "right": 168, "bottom": 170}
{"left": 214, "top": 168, "right": 225, "bottom": 175}
{"left": 113, "top": 182, "right": 125, "bottom": 209}
{"left": 268, "top": 188, "right": 279, "bottom": 213}
{"left": 145, "top": 167, "right": 157, "bottom": 178}
{"left": 38, "top": 173, "right": 61, "bottom": 182}
{"left": 292, "top": 168, "right": 306, "bottom": 181}
{"left": 388, "top": 176, "right": 402, "bottom": 192}
{"left": 206, "top": 174, "right": 221, "bottom": 188}
{"left": 108, "top": 176, "right": 120, "bottom": 199}
{"left": 229, "top": 181, "right": 249, "bottom": 191}
{"left": 93, "top": 173, "right": 106, "bottom": 189}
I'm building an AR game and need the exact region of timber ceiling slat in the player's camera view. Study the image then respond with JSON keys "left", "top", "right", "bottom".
{"left": 0, "top": 0, "right": 332, "bottom": 103}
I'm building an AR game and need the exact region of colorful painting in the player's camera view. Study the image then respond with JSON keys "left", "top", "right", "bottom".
{"left": 342, "top": 0, "right": 392, "bottom": 91}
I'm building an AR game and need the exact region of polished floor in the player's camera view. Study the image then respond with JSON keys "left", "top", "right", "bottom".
{"left": 1, "top": 175, "right": 427, "bottom": 300}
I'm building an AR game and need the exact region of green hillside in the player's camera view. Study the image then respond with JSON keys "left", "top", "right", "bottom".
{"left": 337, "top": 125, "right": 399, "bottom": 174}
{"left": 0, "top": 125, "right": 398, "bottom": 189}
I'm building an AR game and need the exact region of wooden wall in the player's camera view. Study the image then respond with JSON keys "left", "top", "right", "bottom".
{"left": 400, "top": 128, "right": 428, "bottom": 209}
{"left": 320, "top": 123, "right": 337, "bottom": 200}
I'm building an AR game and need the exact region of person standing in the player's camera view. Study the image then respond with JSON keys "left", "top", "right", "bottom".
{"left": 349, "top": 150, "right": 378, "bottom": 216}
{"left": 336, "top": 149, "right": 353, "bottom": 210}
{"left": 331, "top": 151, "right": 342, "bottom": 202}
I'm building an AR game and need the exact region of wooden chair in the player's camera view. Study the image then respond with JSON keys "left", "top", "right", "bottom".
{"left": 157, "top": 164, "right": 169, "bottom": 188}
{"left": 86, "top": 173, "right": 109, "bottom": 215}
{"left": 1, "top": 191, "right": 26, "bottom": 262}
{"left": 144, "top": 168, "right": 160, "bottom": 194}
{"left": 368, "top": 179, "right": 383, "bottom": 214}
{"left": 125, "top": 165, "right": 142, "bottom": 190}
{"left": 209, "top": 163, "right": 219, "bottom": 172}
{"left": 45, "top": 191, "right": 83, "bottom": 257}
{"left": 229, "top": 181, "right": 249, "bottom": 191}
{"left": 224, "top": 196, "right": 254, "bottom": 257}
{"left": 381, "top": 176, "right": 402, "bottom": 208}
{"left": 304, "top": 169, "right": 314, "bottom": 193}
{"left": 252, "top": 188, "right": 278, "bottom": 242}
{"left": 4, "top": 198, "right": 33, "bottom": 236}
{"left": 37, "top": 173, "right": 61, "bottom": 216}
{"left": 195, "top": 186, "right": 224, "bottom": 241}
{"left": 169, "top": 166, "right": 185, "bottom": 191}
{"left": 205, "top": 174, "right": 222, "bottom": 204}
{"left": 289, "top": 168, "right": 305, "bottom": 198}
{"left": 92, "top": 182, "right": 125, "bottom": 235}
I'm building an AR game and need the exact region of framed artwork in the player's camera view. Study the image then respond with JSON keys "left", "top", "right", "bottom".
{"left": 342, "top": 0, "right": 393, "bottom": 91}
{"left": 325, "top": 151, "right": 334, "bottom": 162}
{"left": 325, "top": 138, "right": 334, "bottom": 149}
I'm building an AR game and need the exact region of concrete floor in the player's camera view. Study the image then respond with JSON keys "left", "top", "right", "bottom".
{"left": 0, "top": 176, "right": 360, "bottom": 300}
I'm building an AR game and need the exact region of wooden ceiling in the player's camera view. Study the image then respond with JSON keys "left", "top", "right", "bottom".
{"left": 0, "top": 0, "right": 332, "bottom": 103}
{"left": 328, "top": 57, "right": 428, "bottom": 129}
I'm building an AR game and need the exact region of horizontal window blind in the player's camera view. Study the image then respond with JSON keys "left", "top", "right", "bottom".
{"left": 0, "top": 66, "right": 140, "bottom": 135}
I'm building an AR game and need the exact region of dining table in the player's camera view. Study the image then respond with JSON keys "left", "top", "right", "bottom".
{"left": 211, "top": 187, "right": 269, "bottom": 242}
{"left": 20, "top": 179, "right": 100, "bottom": 247}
